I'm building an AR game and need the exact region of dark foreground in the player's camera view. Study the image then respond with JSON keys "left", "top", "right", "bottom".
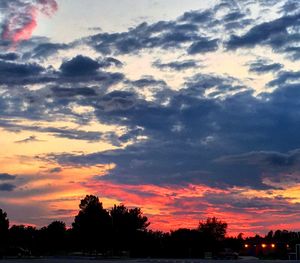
{"left": 0, "top": 258, "right": 295, "bottom": 263}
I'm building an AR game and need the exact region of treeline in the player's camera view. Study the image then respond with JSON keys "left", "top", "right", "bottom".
{"left": 0, "top": 195, "right": 299, "bottom": 258}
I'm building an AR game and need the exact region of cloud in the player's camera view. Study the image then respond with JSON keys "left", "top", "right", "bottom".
{"left": 60, "top": 55, "right": 101, "bottom": 76}
{"left": 98, "top": 57, "right": 123, "bottom": 68}
{"left": 51, "top": 86, "right": 97, "bottom": 97}
{"left": 179, "top": 9, "right": 216, "bottom": 25}
{"left": 87, "top": 15, "right": 219, "bottom": 56}
{"left": 267, "top": 70, "right": 300, "bottom": 87}
{"left": 179, "top": 191, "right": 300, "bottom": 219}
{"left": 48, "top": 167, "right": 62, "bottom": 173}
{"left": 15, "top": 135, "right": 41, "bottom": 143}
{"left": 0, "top": 183, "right": 16, "bottom": 191}
{"left": 281, "top": 0, "right": 300, "bottom": 14}
{"left": 2, "top": 0, "right": 300, "bottom": 193}
{"left": 0, "top": 59, "right": 44, "bottom": 78}
{"left": 0, "top": 0, "right": 58, "bottom": 44}
{"left": 0, "top": 52, "right": 19, "bottom": 61}
{"left": 248, "top": 59, "right": 283, "bottom": 74}
{"left": 38, "top": 66, "right": 300, "bottom": 190}
{"left": 29, "top": 42, "right": 68, "bottom": 59}
{"left": 130, "top": 76, "right": 167, "bottom": 88}
{"left": 0, "top": 120, "right": 104, "bottom": 142}
{"left": 226, "top": 12, "right": 300, "bottom": 56}
{"left": 188, "top": 38, "right": 219, "bottom": 54}
{"left": 153, "top": 59, "right": 200, "bottom": 71}
{"left": 0, "top": 54, "right": 124, "bottom": 88}
{"left": 0, "top": 173, "right": 16, "bottom": 180}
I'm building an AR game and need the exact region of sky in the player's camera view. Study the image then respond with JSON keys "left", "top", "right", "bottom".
{"left": 1, "top": 0, "right": 300, "bottom": 236}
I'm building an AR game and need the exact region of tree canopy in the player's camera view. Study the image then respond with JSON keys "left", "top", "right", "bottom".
{"left": 72, "top": 195, "right": 112, "bottom": 251}
{"left": 198, "top": 217, "right": 227, "bottom": 241}
{"left": 0, "top": 209, "right": 9, "bottom": 249}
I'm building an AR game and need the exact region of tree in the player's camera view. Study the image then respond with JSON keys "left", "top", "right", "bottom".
{"left": 198, "top": 217, "right": 227, "bottom": 241}
{"left": 46, "top": 221, "right": 66, "bottom": 253}
{"left": 198, "top": 217, "right": 227, "bottom": 254}
{"left": 169, "top": 228, "right": 201, "bottom": 258}
{"left": 110, "top": 204, "right": 150, "bottom": 253}
{"left": 0, "top": 209, "right": 9, "bottom": 251}
{"left": 72, "top": 195, "right": 112, "bottom": 252}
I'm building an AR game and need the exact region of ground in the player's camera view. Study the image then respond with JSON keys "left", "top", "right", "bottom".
{"left": 0, "top": 259, "right": 295, "bottom": 263}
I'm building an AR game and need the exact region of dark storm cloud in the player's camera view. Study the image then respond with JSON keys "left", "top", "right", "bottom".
{"left": 0, "top": 54, "right": 124, "bottom": 88}
{"left": 281, "top": 0, "right": 300, "bottom": 14}
{"left": 226, "top": 12, "right": 300, "bottom": 57}
{"left": 179, "top": 10, "right": 216, "bottom": 25}
{"left": 0, "top": 52, "right": 19, "bottom": 61}
{"left": 29, "top": 42, "right": 69, "bottom": 59}
{"left": 42, "top": 127, "right": 102, "bottom": 141}
{"left": 173, "top": 192, "right": 300, "bottom": 217}
{"left": 223, "top": 11, "right": 245, "bottom": 22}
{"left": 0, "top": 183, "right": 16, "bottom": 191}
{"left": 196, "top": 191, "right": 300, "bottom": 215}
{"left": 215, "top": 150, "right": 300, "bottom": 185}
{"left": 153, "top": 59, "right": 199, "bottom": 71}
{"left": 60, "top": 55, "right": 101, "bottom": 76}
{"left": 0, "top": 59, "right": 50, "bottom": 86}
{"left": 221, "top": 10, "right": 253, "bottom": 31}
{"left": 267, "top": 70, "right": 300, "bottom": 87}
{"left": 2, "top": 0, "right": 300, "bottom": 192}
{"left": 0, "top": 60, "right": 44, "bottom": 77}
{"left": 45, "top": 69, "right": 300, "bottom": 189}
{"left": 188, "top": 38, "right": 219, "bottom": 54}
{"left": 0, "top": 173, "right": 16, "bottom": 181}
{"left": 184, "top": 73, "right": 245, "bottom": 95}
{"left": 0, "top": 120, "right": 104, "bottom": 142}
{"left": 87, "top": 10, "right": 220, "bottom": 56}
{"left": 98, "top": 57, "right": 123, "bottom": 68}
{"left": 248, "top": 59, "right": 283, "bottom": 74}
{"left": 131, "top": 76, "right": 167, "bottom": 88}
{"left": 51, "top": 86, "right": 97, "bottom": 97}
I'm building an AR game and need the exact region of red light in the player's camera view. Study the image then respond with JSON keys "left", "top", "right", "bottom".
{"left": 271, "top": 244, "right": 275, "bottom": 248}
{"left": 261, "top": 244, "right": 267, "bottom": 248}
{"left": 245, "top": 244, "right": 249, "bottom": 248}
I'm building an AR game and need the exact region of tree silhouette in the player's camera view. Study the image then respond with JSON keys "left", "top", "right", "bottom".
{"left": 168, "top": 228, "right": 201, "bottom": 258}
{"left": 46, "top": 221, "right": 66, "bottom": 253}
{"left": 9, "top": 225, "right": 36, "bottom": 252}
{"left": 198, "top": 217, "right": 227, "bottom": 241}
{"left": 72, "top": 195, "right": 112, "bottom": 253}
{"left": 198, "top": 217, "right": 227, "bottom": 253}
{"left": 110, "top": 204, "right": 150, "bottom": 254}
{"left": 0, "top": 209, "right": 9, "bottom": 253}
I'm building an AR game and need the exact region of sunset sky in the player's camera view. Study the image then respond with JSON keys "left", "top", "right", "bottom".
{"left": 1, "top": 0, "right": 300, "bottom": 236}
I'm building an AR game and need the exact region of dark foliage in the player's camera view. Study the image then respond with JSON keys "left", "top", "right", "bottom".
{"left": 72, "top": 195, "right": 112, "bottom": 252}
{"left": 0, "top": 195, "right": 299, "bottom": 259}
{"left": 110, "top": 204, "right": 150, "bottom": 255}
{"left": 0, "top": 209, "right": 9, "bottom": 252}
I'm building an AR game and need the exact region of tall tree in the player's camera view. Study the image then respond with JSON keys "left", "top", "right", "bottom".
{"left": 72, "top": 195, "right": 112, "bottom": 252}
{"left": 9, "top": 225, "right": 37, "bottom": 251}
{"left": 46, "top": 221, "right": 66, "bottom": 253}
{"left": 110, "top": 204, "right": 150, "bottom": 253}
{"left": 0, "top": 209, "right": 9, "bottom": 251}
{"left": 198, "top": 217, "right": 227, "bottom": 241}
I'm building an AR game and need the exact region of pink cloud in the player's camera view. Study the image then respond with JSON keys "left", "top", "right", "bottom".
{"left": 1, "top": 0, "right": 58, "bottom": 44}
